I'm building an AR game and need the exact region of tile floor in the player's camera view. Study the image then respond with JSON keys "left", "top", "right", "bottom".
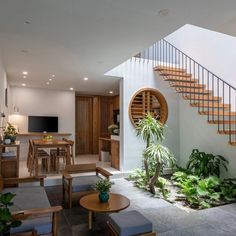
{"left": 46, "top": 178, "right": 236, "bottom": 236}
{"left": 20, "top": 154, "right": 123, "bottom": 181}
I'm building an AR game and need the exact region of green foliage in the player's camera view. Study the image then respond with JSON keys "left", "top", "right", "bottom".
{"left": 144, "top": 143, "right": 175, "bottom": 170}
{"left": 187, "top": 149, "right": 228, "bottom": 178}
{"left": 172, "top": 171, "right": 236, "bottom": 209}
{"left": 0, "top": 192, "right": 21, "bottom": 233}
{"left": 155, "top": 177, "right": 170, "bottom": 200}
{"left": 136, "top": 112, "right": 164, "bottom": 147}
{"left": 128, "top": 169, "right": 148, "bottom": 189}
{"left": 220, "top": 178, "right": 236, "bottom": 201}
{"left": 135, "top": 112, "right": 175, "bottom": 195}
{"left": 129, "top": 170, "right": 170, "bottom": 200}
{"left": 94, "top": 179, "right": 112, "bottom": 193}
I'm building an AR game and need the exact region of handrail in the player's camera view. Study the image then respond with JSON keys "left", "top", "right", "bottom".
{"left": 162, "top": 39, "right": 236, "bottom": 91}
{"left": 137, "top": 38, "right": 236, "bottom": 144}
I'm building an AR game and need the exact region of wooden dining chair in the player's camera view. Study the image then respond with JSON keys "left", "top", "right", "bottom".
{"left": 50, "top": 138, "right": 75, "bottom": 173}
{"left": 27, "top": 139, "right": 50, "bottom": 175}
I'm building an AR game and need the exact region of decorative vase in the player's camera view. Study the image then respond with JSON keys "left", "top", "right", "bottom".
{"left": 4, "top": 139, "right": 11, "bottom": 145}
{"left": 9, "top": 135, "right": 16, "bottom": 143}
{"left": 4, "top": 135, "right": 16, "bottom": 143}
{"left": 98, "top": 192, "right": 109, "bottom": 203}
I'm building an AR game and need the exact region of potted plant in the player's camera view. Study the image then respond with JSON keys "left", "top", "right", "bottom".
{"left": 108, "top": 124, "right": 119, "bottom": 135}
{"left": 3, "top": 123, "right": 18, "bottom": 143}
{"left": 94, "top": 179, "right": 112, "bottom": 203}
{"left": 0, "top": 192, "right": 21, "bottom": 236}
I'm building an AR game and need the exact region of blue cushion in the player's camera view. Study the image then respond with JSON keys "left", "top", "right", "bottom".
{"left": 3, "top": 186, "right": 52, "bottom": 235}
{"left": 108, "top": 210, "right": 152, "bottom": 236}
{"left": 66, "top": 175, "right": 102, "bottom": 192}
{"left": 3, "top": 186, "right": 50, "bottom": 211}
{"left": 10, "top": 216, "right": 52, "bottom": 235}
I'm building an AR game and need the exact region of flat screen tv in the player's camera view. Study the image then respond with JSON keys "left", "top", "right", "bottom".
{"left": 28, "top": 116, "right": 58, "bottom": 132}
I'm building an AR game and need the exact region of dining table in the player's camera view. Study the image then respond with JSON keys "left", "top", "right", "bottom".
{"left": 32, "top": 139, "right": 72, "bottom": 176}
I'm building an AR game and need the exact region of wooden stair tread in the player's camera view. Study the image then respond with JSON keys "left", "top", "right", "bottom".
{"left": 163, "top": 76, "right": 198, "bottom": 83}
{"left": 208, "top": 120, "right": 236, "bottom": 124}
{"left": 183, "top": 94, "right": 221, "bottom": 101}
{"left": 219, "top": 130, "right": 236, "bottom": 135}
{"left": 190, "top": 103, "right": 230, "bottom": 109}
{"left": 199, "top": 111, "right": 236, "bottom": 116}
{"left": 154, "top": 66, "right": 186, "bottom": 73}
{"left": 155, "top": 64, "right": 236, "bottom": 146}
{"left": 159, "top": 71, "right": 191, "bottom": 77}
{"left": 170, "top": 82, "right": 205, "bottom": 88}
{"left": 176, "top": 88, "right": 211, "bottom": 94}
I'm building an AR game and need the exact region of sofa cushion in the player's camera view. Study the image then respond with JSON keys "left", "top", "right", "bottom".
{"left": 3, "top": 186, "right": 50, "bottom": 211}
{"left": 10, "top": 216, "right": 52, "bottom": 235}
{"left": 3, "top": 186, "right": 52, "bottom": 235}
{"left": 65, "top": 175, "right": 102, "bottom": 192}
{"left": 108, "top": 210, "right": 152, "bottom": 236}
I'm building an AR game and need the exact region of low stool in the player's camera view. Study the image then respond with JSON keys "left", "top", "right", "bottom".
{"left": 107, "top": 210, "right": 156, "bottom": 236}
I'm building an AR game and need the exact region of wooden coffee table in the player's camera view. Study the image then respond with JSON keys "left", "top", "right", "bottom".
{"left": 80, "top": 193, "right": 130, "bottom": 230}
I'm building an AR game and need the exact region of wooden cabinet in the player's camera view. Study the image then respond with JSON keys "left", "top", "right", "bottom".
{"left": 111, "top": 140, "right": 119, "bottom": 170}
{"left": 98, "top": 137, "right": 120, "bottom": 170}
{"left": 113, "top": 95, "right": 119, "bottom": 110}
{"left": 0, "top": 141, "right": 20, "bottom": 183}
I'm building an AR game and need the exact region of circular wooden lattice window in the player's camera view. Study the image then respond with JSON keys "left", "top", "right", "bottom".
{"left": 129, "top": 88, "right": 168, "bottom": 126}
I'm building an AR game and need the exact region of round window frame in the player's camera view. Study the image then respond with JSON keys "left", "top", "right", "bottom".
{"left": 129, "top": 87, "right": 168, "bottom": 127}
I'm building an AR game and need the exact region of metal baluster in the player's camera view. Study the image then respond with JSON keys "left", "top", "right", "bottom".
{"left": 207, "top": 71, "right": 210, "bottom": 122}
{"left": 223, "top": 82, "right": 225, "bottom": 131}
{"left": 229, "top": 87, "right": 231, "bottom": 143}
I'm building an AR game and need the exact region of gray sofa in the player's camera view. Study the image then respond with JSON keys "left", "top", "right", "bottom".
{"left": 1, "top": 176, "right": 62, "bottom": 236}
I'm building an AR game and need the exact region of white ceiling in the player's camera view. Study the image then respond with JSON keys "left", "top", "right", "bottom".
{"left": 0, "top": 0, "right": 236, "bottom": 95}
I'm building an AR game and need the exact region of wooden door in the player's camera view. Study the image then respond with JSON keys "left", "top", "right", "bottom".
{"left": 76, "top": 97, "right": 93, "bottom": 154}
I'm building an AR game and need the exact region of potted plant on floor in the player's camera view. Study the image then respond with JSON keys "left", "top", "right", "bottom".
{"left": 94, "top": 179, "right": 112, "bottom": 203}
{"left": 0, "top": 192, "right": 21, "bottom": 236}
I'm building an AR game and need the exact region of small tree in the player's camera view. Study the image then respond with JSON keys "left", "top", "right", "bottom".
{"left": 136, "top": 113, "right": 175, "bottom": 194}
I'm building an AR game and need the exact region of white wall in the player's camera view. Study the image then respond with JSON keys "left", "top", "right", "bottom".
{"left": 107, "top": 58, "right": 180, "bottom": 171}
{"left": 165, "top": 24, "right": 236, "bottom": 88}
{"left": 9, "top": 86, "right": 75, "bottom": 159}
{"left": 0, "top": 59, "right": 8, "bottom": 134}
{"left": 9, "top": 86, "right": 75, "bottom": 133}
{"left": 179, "top": 99, "right": 236, "bottom": 178}
{"left": 165, "top": 24, "right": 236, "bottom": 178}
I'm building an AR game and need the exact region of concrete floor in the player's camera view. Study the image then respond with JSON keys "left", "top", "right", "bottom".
{"left": 46, "top": 178, "right": 236, "bottom": 236}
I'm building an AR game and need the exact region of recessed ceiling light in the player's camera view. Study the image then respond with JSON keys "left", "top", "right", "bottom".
{"left": 49, "top": 78, "right": 52, "bottom": 81}
{"left": 52, "top": 74, "right": 55, "bottom": 78}
{"left": 22, "top": 71, "right": 28, "bottom": 75}
{"left": 46, "top": 82, "right": 50, "bottom": 85}
{"left": 21, "top": 83, "right": 26, "bottom": 87}
{"left": 158, "top": 9, "right": 169, "bottom": 16}
{"left": 21, "top": 49, "right": 28, "bottom": 54}
{"left": 23, "top": 75, "right": 27, "bottom": 79}
{"left": 70, "top": 88, "right": 74, "bottom": 91}
{"left": 109, "top": 91, "right": 114, "bottom": 94}
{"left": 83, "top": 77, "right": 88, "bottom": 81}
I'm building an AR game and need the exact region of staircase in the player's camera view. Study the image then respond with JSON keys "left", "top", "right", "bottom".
{"left": 138, "top": 39, "right": 236, "bottom": 145}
